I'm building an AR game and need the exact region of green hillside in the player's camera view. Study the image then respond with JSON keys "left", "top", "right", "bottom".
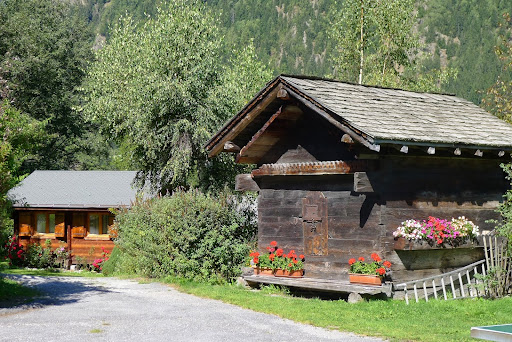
{"left": 77, "top": 0, "right": 512, "bottom": 103}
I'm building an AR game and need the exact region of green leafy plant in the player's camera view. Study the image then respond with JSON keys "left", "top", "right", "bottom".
{"left": 109, "top": 189, "right": 257, "bottom": 282}
{"left": 348, "top": 253, "right": 391, "bottom": 276}
{"left": 53, "top": 243, "right": 71, "bottom": 269}
{"left": 92, "top": 247, "right": 110, "bottom": 272}
{"left": 4, "top": 235, "right": 24, "bottom": 267}
{"left": 23, "top": 240, "right": 55, "bottom": 269}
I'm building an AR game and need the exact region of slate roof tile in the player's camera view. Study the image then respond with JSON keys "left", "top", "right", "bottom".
{"left": 8, "top": 171, "right": 140, "bottom": 209}
{"left": 282, "top": 76, "right": 512, "bottom": 148}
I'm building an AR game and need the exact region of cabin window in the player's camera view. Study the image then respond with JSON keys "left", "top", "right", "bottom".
{"left": 35, "top": 212, "right": 59, "bottom": 234}
{"left": 36, "top": 214, "right": 46, "bottom": 233}
{"left": 48, "top": 214, "right": 55, "bottom": 234}
{"left": 89, "top": 214, "right": 100, "bottom": 234}
{"left": 87, "top": 213, "right": 114, "bottom": 235}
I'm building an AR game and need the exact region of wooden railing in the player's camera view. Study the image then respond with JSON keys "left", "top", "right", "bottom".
{"left": 396, "top": 235, "right": 510, "bottom": 304}
{"left": 396, "top": 259, "right": 486, "bottom": 304}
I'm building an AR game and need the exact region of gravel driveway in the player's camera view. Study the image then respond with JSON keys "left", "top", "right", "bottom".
{"left": 0, "top": 275, "right": 384, "bottom": 342}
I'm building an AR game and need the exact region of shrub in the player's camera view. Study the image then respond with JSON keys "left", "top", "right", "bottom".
{"left": 4, "top": 235, "right": 24, "bottom": 267}
{"left": 110, "top": 189, "right": 257, "bottom": 282}
{"left": 495, "top": 163, "right": 512, "bottom": 252}
{"left": 24, "top": 240, "right": 55, "bottom": 269}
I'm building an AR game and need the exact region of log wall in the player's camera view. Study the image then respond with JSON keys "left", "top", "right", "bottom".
{"left": 256, "top": 156, "right": 508, "bottom": 283}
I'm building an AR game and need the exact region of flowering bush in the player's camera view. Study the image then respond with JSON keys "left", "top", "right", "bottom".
{"left": 249, "top": 241, "right": 305, "bottom": 271}
{"left": 4, "top": 235, "right": 24, "bottom": 267}
{"left": 54, "top": 245, "right": 71, "bottom": 269}
{"left": 393, "top": 216, "right": 479, "bottom": 247}
{"left": 92, "top": 247, "right": 110, "bottom": 272}
{"left": 348, "top": 253, "right": 391, "bottom": 276}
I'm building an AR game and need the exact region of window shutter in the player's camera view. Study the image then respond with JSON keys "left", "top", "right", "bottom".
{"left": 72, "top": 213, "right": 86, "bottom": 238}
{"left": 54, "top": 214, "right": 65, "bottom": 237}
{"left": 18, "top": 213, "right": 32, "bottom": 236}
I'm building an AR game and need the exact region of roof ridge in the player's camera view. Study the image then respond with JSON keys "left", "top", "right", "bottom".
{"left": 280, "top": 74, "right": 457, "bottom": 97}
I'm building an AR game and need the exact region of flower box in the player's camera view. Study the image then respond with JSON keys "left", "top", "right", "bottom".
{"left": 349, "top": 273, "right": 382, "bottom": 286}
{"left": 253, "top": 267, "right": 273, "bottom": 276}
{"left": 394, "top": 241, "right": 484, "bottom": 270}
{"left": 274, "top": 269, "right": 304, "bottom": 278}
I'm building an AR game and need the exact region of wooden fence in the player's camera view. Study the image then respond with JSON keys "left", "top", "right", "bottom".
{"left": 396, "top": 235, "right": 510, "bottom": 304}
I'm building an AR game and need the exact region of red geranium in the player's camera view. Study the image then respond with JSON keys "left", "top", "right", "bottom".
{"left": 383, "top": 260, "right": 392, "bottom": 268}
{"left": 348, "top": 258, "right": 356, "bottom": 265}
{"left": 376, "top": 267, "right": 386, "bottom": 275}
{"left": 270, "top": 241, "right": 278, "bottom": 247}
{"left": 371, "top": 253, "right": 381, "bottom": 262}
{"left": 358, "top": 257, "right": 365, "bottom": 262}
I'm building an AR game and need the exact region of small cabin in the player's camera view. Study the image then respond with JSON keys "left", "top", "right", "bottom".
{"left": 207, "top": 75, "right": 512, "bottom": 283}
{"left": 8, "top": 170, "right": 140, "bottom": 263}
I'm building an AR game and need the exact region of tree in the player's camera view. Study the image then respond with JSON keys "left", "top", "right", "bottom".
{"left": 0, "top": 101, "right": 45, "bottom": 250}
{"left": 0, "top": 0, "right": 94, "bottom": 171}
{"left": 81, "top": 0, "right": 272, "bottom": 193}
{"left": 482, "top": 13, "right": 512, "bottom": 124}
{"left": 328, "top": 0, "right": 453, "bottom": 91}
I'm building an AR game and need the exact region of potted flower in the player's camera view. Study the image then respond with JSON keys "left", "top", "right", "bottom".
{"left": 249, "top": 241, "right": 278, "bottom": 275}
{"left": 248, "top": 241, "right": 305, "bottom": 277}
{"left": 273, "top": 249, "right": 305, "bottom": 278}
{"left": 348, "top": 253, "right": 391, "bottom": 285}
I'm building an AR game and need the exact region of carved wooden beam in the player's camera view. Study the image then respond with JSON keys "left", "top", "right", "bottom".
{"left": 251, "top": 160, "right": 372, "bottom": 177}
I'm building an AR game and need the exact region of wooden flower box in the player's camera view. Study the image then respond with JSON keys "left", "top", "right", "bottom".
{"left": 394, "top": 237, "right": 484, "bottom": 270}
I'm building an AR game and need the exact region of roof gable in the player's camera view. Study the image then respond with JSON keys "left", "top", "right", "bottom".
{"left": 207, "top": 75, "right": 512, "bottom": 162}
{"left": 8, "top": 171, "right": 140, "bottom": 209}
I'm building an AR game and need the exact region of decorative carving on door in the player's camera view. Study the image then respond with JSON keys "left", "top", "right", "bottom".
{"left": 302, "top": 192, "right": 328, "bottom": 256}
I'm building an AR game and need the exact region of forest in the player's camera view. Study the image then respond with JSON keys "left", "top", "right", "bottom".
{"left": 1, "top": 0, "right": 512, "bottom": 256}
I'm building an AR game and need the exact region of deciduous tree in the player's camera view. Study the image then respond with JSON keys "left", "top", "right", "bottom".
{"left": 81, "top": 0, "right": 272, "bottom": 192}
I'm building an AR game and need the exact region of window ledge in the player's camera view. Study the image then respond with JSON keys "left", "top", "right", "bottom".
{"left": 84, "top": 234, "right": 111, "bottom": 241}
{"left": 31, "top": 233, "right": 56, "bottom": 239}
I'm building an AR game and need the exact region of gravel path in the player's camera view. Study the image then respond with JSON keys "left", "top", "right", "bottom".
{"left": 0, "top": 275, "right": 385, "bottom": 342}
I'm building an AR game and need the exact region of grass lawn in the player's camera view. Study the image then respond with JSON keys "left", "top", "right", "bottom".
{"left": 165, "top": 278, "right": 512, "bottom": 342}
{"left": 0, "top": 261, "right": 104, "bottom": 278}
{"left": 0, "top": 276, "right": 39, "bottom": 305}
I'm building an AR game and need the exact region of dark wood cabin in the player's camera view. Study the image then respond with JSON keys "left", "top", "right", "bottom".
{"left": 207, "top": 75, "right": 512, "bottom": 283}
{"left": 8, "top": 171, "right": 139, "bottom": 263}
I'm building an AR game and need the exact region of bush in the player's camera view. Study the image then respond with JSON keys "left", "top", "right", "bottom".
{"left": 109, "top": 189, "right": 257, "bottom": 282}
{"left": 23, "top": 240, "right": 55, "bottom": 269}
{"left": 496, "top": 163, "right": 512, "bottom": 252}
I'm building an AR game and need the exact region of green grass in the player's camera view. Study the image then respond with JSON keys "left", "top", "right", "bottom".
{"left": 0, "top": 261, "right": 104, "bottom": 278}
{"left": 0, "top": 276, "right": 39, "bottom": 305}
{"left": 163, "top": 278, "right": 512, "bottom": 342}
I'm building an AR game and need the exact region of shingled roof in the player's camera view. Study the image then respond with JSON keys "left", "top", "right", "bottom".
{"left": 8, "top": 171, "right": 140, "bottom": 209}
{"left": 207, "top": 75, "right": 512, "bottom": 157}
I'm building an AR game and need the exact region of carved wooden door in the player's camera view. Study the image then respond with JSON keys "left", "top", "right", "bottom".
{"left": 302, "top": 191, "right": 328, "bottom": 256}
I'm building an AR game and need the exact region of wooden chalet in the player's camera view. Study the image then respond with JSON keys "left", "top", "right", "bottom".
{"left": 207, "top": 75, "right": 512, "bottom": 285}
{"left": 8, "top": 170, "right": 140, "bottom": 263}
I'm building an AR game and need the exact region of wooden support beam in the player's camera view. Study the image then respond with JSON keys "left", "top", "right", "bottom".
{"left": 237, "top": 106, "right": 283, "bottom": 162}
{"left": 354, "top": 172, "right": 374, "bottom": 193}
{"left": 277, "top": 87, "right": 290, "bottom": 100}
{"left": 223, "top": 141, "right": 240, "bottom": 153}
{"left": 282, "top": 86, "right": 381, "bottom": 152}
{"left": 341, "top": 134, "right": 354, "bottom": 144}
{"left": 207, "top": 83, "right": 280, "bottom": 157}
{"left": 235, "top": 174, "right": 260, "bottom": 192}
